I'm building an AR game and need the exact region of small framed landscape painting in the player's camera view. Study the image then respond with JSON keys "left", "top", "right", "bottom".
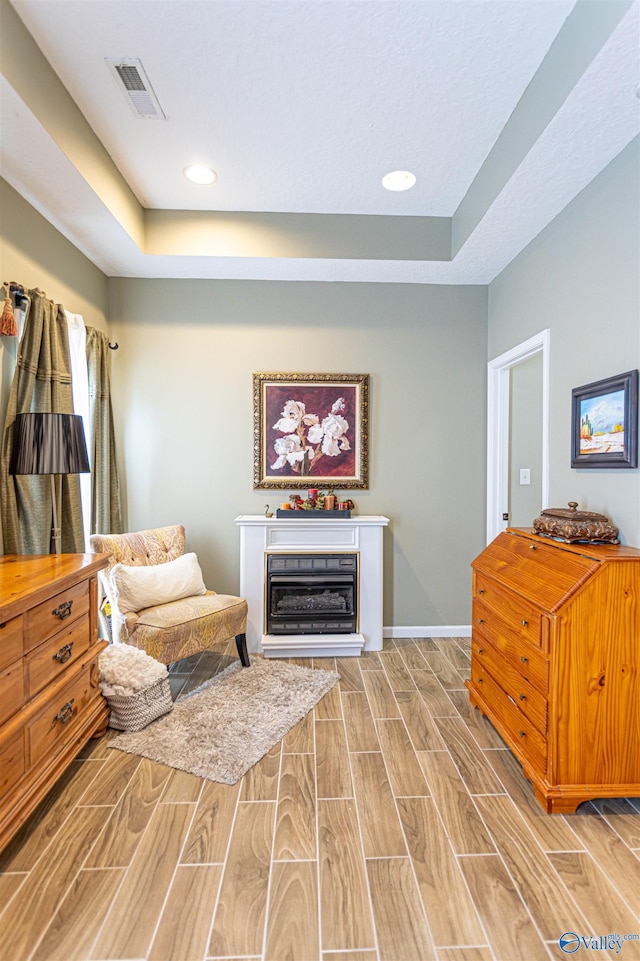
{"left": 571, "top": 369, "right": 638, "bottom": 469}
{"left": 253, "top": 372, "right": 369, "bottom": 489}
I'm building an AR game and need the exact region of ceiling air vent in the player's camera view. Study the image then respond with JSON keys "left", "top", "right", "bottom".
{"left": 105, "top": 58, "right": 166, "bottom": 119}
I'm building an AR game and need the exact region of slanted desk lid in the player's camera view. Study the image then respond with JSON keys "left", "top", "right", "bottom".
{"left": 533, "top": 501, "right": 619, "bottom": 544}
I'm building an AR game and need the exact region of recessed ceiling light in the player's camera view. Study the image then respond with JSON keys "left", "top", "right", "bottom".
{"left": 183, "top": 164, "right": 218, "bottom": 185}
{"left": 382, "top": 170, "right": 416, "bottom": 192}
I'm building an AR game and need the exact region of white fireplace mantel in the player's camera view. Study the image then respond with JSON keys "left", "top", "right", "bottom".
{"left": 236, "top": 514, "right": 389, "bottom": 657}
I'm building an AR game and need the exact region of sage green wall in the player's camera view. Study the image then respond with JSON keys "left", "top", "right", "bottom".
{"left": 0, "top": 178, "right": 108, "bottom": 552}
{"left": 488, "top": 137, "right": 640, "bottom": 545}
{"left": 107, "top": 279, "right": 487, "bottom": 628}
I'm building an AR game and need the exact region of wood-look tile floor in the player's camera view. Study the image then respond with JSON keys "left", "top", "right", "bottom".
{"left": 1, "top": 636, "right": 639, "bottom": 961}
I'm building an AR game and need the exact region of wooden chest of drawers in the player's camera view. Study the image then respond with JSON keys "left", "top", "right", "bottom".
{"left": 466, "top": 528, "right": 640, "bottom": 813}
{"left": 0, "top": 553, "right": 109, "bottom": 851}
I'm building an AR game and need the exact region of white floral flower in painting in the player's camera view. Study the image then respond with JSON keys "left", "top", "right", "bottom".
{"left": 271, "top": 434, "right": 314, "bottom": 470}
{"left": 331, "top": 398, "right": 346, "bottom": 414}
{"left": 306, "top": 422, "right": 324, "bottom": 444}
{"left": 320, "top": 412, "right": 350, "bottom": 456}
{"left": 272, "top": 400, "right": 319, "bottom": 433}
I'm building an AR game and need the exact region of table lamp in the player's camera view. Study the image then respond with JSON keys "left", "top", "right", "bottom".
{"left": 9, "top": 412, "right": 90, "bottom": 554}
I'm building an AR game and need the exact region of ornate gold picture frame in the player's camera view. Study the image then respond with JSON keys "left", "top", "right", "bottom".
{"left": 253, "top": 372, "right": 369, "bottom": 489}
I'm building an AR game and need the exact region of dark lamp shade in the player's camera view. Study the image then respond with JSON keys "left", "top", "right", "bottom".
{"left": 9, "top": 412, "right": 90, "bottom": 476}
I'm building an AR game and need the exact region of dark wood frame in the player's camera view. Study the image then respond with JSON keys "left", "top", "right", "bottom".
{"left": 571, "top": 369, "right": 638, "bottom": 468}
{"left": 253, "top": 372, "right": 369, "bottom": 489}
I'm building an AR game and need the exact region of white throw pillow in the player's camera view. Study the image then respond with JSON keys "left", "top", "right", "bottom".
{"left": 110, "top": 552, "right": 207, "bottom": 614}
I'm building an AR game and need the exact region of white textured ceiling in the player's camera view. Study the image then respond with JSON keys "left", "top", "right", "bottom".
{"left": 2, "top": 0, "right": 639, "bottom": 283}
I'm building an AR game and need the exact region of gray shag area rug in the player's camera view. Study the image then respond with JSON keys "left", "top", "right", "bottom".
{"left": 109, "top": 656, "right": 339, "bottom": 784}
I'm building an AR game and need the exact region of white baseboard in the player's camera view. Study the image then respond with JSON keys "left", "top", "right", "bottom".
{"left": 383, "top": 625, "right": 471, "bottom": 638}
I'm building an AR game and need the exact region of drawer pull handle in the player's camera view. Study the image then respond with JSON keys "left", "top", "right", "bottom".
{"left": 52, "top": 600, "right": 73, "bottom": 621}
{"left": 521, "top": 656, "right": 528, "bottom": 664}
{"left": 53, "top": 642, "right": 74, "bottom": 664}
{"left": 54, "top": 698, "right": 75, "bottom": 724}
{"left": 521, "top": 619, "right": 528, "bottom": 627}
{"left": 529, "top": 545, "right": 537, "bottom": 550}
{"left": 476, "top": 678, "right": 483, "bottom": 684}
{"left": 519, "top": 693, "right": 526, "bottom": 701}
{"left": 477, "top": 648, "right": 484, "bottom": 655}
{"left": 519, "top": 730, "right": 526, "bottom": 738}
{"left": 478, "top": 589, "right": 485, "bottom": 595}
{"left": 478, "top": 618, "right": 485, "bottom": 624}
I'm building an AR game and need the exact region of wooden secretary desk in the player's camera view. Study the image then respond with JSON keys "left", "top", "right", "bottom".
{"left": 466, "top": 528, "right": 640, "bottom": 814}
{"left": 0, "top": 553, "right": 110, "bottom": 851}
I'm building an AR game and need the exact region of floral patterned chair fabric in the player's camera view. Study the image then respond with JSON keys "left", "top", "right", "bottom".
{"left": 89, "top": 525, "right": 249, "bottom": 667}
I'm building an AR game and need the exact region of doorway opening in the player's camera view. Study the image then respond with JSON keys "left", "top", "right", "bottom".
{"left": 486, "top": 329, "right": 550, "bottom": 543}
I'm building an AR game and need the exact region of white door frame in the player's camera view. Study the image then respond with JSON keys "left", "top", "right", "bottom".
{"left": 486, "top": 329, "right": 550, "bottom": 543}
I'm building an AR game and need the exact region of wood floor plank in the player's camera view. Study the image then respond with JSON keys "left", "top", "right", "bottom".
{"left": 395, "top": 690, "right": 447, "bottom": 751}
{"left": 484, "top": 748, "right": 586, "bottom": 853}
{"left": 447, "top": 689, "right": 508, "bottom": 750}
{"left": 396, "top": 796, "right": 486, "bottom": 948}
{"left": 394, "top": 640, "right": 429, "bottom": 671}
{"left": 342, "top": 692, "right": 380, "bottom": 753}
{"left": 350, "top": 752, "right": 407, "bottom": 858}
{"left": 419, "top": 651, "right": 465, "bottom": 690}
{"left": 376, "top": 718, "right": 430, "bottom": 796}
{"left": 409, "top": 637, "right": 441, "bottom": 652}
{"left": 84, "top": 758, "right": 171, "bottom": 868}
{"left": 412, "top": 671, "right": 457, "bottom": 717}
{"left": 161, "top": 767, "right": 204, "bottom": 803}
{"left": 590, "top": 797, "right": 640, "bottom": 849}
{"left": 0, "top": 758, "right": 105, "bottom": 872}
{"left": 0, "top": 806, "right": 108, "bottom": 961}
{"left": 366, "top": 857, "right": 436, "bottom": 961}
{"left": 240, "top": 740, "right": 282, "bottom": 801}
{"left": 78, "top": 749, "right": 142, "bottom": 806}
{"left": 0, "top": 872, "right": 25, "bottom": 906}
{"left": 318, "top": 798, "right": 375, "bottom": 952}
{"left": 314, "top": 676, "right": 344, "bottom": 719}
{"left": 548, "top": 851, "right": 640, "bottom": 932}
{"left": 569, "top": 806, "right": 640, "bottom": 912}
{"left": 89, "top": 801, "right": 194, "bottom": 959}
{"left": 322, "top": 952, "right": 377, "bottom": 961}
{"left": 209, "top": 800, "right": 276, "bottom": 958}
{"left": 31, "top": 867, "right": 125, "bottom": 961}
{"left": 336, "top": 656, "right": 365, "bottom": 691}
{"left": 417, "top": 751, "right": 495, "bottom": 855}
{"left": 435, "top": 638, "right": 472, "bottom": 671}
{"left": 360, "top": 651, "right": 383, "bottom": 670}
{"left": 265, "top": 860, "right": 319, "bottom": 961}
{"left": 181, "top": 779, "right": 240, "bottom": 864}
{"left": 148, "top": 864, "right": 222, "bottom": 961}
{"left": 316, "top": 719, "right": 353, "bottom": 799}
{"left": 459, "top": 854, "right": 550, "bottom": 960}
{"left": 379, "top": 650, "right": 417, "bottom": 691}
{"left": 282, "top": 706, "right": 315, "bottom": 753}
{"left": 434, "top": 717, "right": 505, "bottom": 795}
{"left": 473, "top": 794, "right": 588, "bottom": 940}
{"left": 273, "top": 753, "right": 316, "bottom": 860}
{"left": 436, "top": 947, "right": 494, "bottom": 961}
{"left": 362, "top": 670, "right": 401, "bottom": 718}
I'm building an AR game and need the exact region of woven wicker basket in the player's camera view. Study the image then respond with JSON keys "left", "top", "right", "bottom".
{"left": 106, "top": 676, "right": 173, "bottom": 732}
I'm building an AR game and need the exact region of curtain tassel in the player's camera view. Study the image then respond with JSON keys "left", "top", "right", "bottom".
{"left": 1, "top": 283, "right": 18, "bottom": 337}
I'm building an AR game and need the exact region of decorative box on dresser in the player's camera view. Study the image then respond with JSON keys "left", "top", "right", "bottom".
{"left": 0, "top": 553, "right": 110, "bottom": 851}
{"left": 466, "top": 528, "right": 640, "bottom": 814}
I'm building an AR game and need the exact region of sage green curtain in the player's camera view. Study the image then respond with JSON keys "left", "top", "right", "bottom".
{"left": 86, "top": 327, "right": 123, "bottom": 535}
{"left": 1, "top": 289, "right": 84, "bottom": 554}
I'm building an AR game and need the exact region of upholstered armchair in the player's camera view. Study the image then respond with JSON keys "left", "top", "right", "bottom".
{"left": 89, "top": 525, "right": 249, "bottom": 667}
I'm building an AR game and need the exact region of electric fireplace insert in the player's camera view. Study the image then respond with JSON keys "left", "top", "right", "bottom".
{"left": 266, "top": 553, "right": 358, "bottom": 635}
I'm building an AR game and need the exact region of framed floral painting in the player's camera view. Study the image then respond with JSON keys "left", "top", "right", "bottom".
{"left": 253, "top": 372, "right": 369, "bottom": 489}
